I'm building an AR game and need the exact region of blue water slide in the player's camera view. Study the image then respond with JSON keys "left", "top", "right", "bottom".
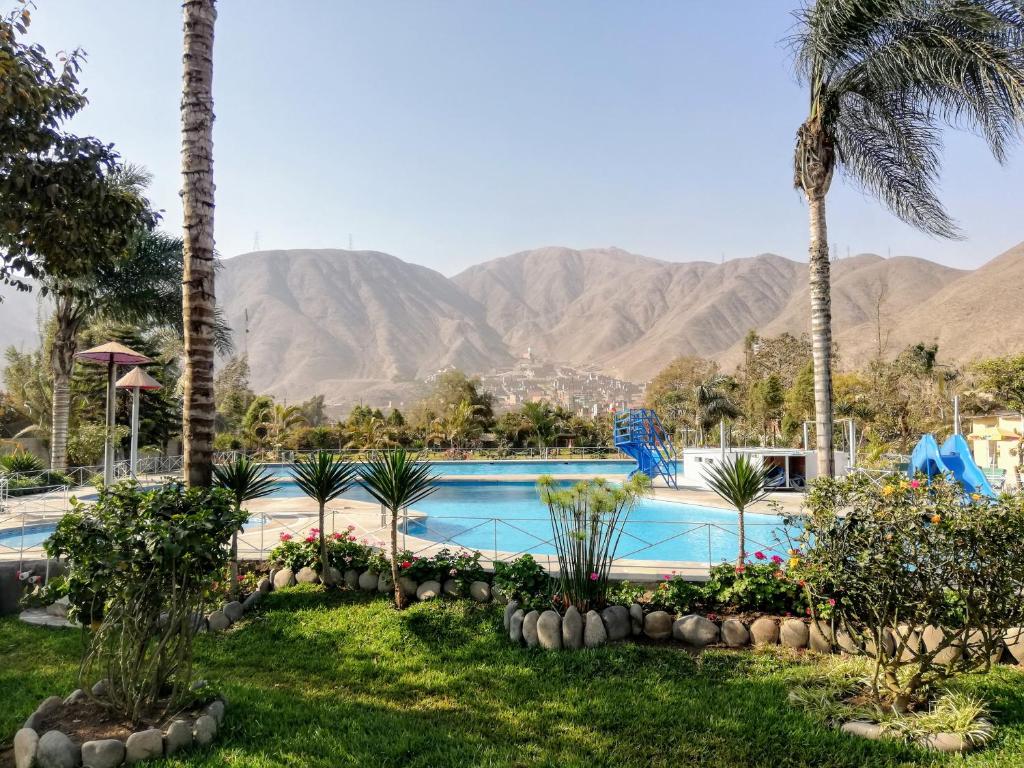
{"left": 906, "top": 433, "right": 995, "bottom": 498}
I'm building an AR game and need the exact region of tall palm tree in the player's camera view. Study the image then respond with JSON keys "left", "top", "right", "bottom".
{"left": 252, "top": 403, "right": 306, "bottom": 452}
{"left": 213, "top": 456, "right": 277, "bottom": 596}
{"left": 694, "top": 375, "right": 740, "bottom": 445}
{"left": 291, "top": 451, "right": 357, "bottom": 579}
{"left": 521, "top": 401, "right": 560, "bottom": 448}
{"left": 702, "top": 455, "right": 771, "bottom": 566}
{"left": 359, "top": 449, "right": 438, "bottom": 609}
{"left": 792, "top": 0, "right": 1024, "bottom": 477}
{"left": 181, "top": 0, "right": 218, "bottom": 487}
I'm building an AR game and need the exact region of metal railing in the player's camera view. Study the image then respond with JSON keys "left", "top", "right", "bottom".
{"left": 212, "top": 446, "right": 626, "bottom": 465}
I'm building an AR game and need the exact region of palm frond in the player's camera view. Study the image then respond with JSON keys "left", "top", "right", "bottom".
{"left": 359, "top": 448, "right": 439, "bottom": 512}
{"left": 291, "top": 451, "right": 357, "bottom": 505}
{"left": 213, "top": 455, "right": 278, "bottom": 507}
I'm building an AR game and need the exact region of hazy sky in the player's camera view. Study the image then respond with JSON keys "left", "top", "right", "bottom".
{"left": 28, "top": 0, "right": 1022, "bottom": 273}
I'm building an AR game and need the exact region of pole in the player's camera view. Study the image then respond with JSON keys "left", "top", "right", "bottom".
{"left": 802, "top": 422, "right": 809, "bottom": 451}
{"left": 720, "top": 418, "right": 727, "bottom": 460}
{"left": 847, "top": 419, "right": 856, "bottom": 469}
{"left": 129, "top": 387, "right": 141, "bottom": 478}
{"left": 104, "top": 360, "right": 116, "bottom": 485}
{"left": 953, "top": 395, "right": 961, "bottom": 436}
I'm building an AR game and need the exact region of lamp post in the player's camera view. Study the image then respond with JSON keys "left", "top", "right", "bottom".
{"left": 116, "top": 367, "right": 163, "bottom": 478}
{"left": 74, "top": 342, "right": 152, "bottom": 485}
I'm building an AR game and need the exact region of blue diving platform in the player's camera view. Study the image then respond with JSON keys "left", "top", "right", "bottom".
{"left": 613, "top": 408, "right": 679, "bottom": 489}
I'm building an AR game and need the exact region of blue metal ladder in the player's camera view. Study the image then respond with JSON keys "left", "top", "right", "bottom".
{"left": 613, "top": 408, "right": 679, "bottom": 488}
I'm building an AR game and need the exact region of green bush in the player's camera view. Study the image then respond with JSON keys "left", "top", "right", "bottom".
{"left": 702, "top": 558, "right": 805, "bottom": 614}
{"left": 0, "top": 450, "right": 43, "bottom": 473}
{"left": 794, "top": 472, "right": 1024, "bottom": 710}
{"left": 5, "top": 470, "right": 73, "bottom": 495}
{"left": 492, "top": 554, "right": 552, "bottom": 610}
{"left": 605, "top": 580, "right": 645, "bottom": 606}
{"left": 268, "top": 527, "right": 374, "bottom": 572}
{"left": 45, "top": 481, "right": 245, "bottom": 723}
{"left": 650, "top": 576, "right": 705, "bottom": 614}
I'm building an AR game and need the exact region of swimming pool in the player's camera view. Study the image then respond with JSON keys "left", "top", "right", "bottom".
{"left": 0, "top": 516, "right": 269, "bottom": 552}
{"left": 270, "top": 479, "right": 793, "bottom": 565}
{"left": 266, "top": 459, "right": 649, "bottom": 477}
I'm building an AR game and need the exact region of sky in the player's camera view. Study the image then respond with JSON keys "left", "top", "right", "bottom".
{"left": 26, "top": 0, "right": 1023, "bottom": 274}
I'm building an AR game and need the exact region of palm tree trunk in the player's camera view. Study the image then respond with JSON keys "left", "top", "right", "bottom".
{"left": 808, "top": 194, "right": 835, "bottom": 478}
{"left": 181, "top": 0, "right": 217, "bottom": 487}
{"left": 49, "top": 296, "right": 81, "bottom": 471}
{"left": 736, "top": 505, "right": 746, "bottom": 566}
{"left": 319, "top": 501, "right": 327, "bottom": 577}
{"left": 390, "top": 508, "right": 403, "bottom": 609}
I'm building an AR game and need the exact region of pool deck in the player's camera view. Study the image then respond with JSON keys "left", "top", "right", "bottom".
{"left": 1, "top": 471, "right": 806, "bottom": 577}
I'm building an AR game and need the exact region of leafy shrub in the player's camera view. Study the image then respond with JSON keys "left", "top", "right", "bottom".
{"left": 702, "top": 557, "right": 804, "bottom": 614}
{"left": 794, "top": 472, "right": 1024, "bottom": 710}
{"left": 392, "top": 547, "right": 485, "bottom": 590}
{"left": 539, "top": 473, "right": 650, "bottom": 612}
{"left": 0, "top": 449, "right": 43, "bottom": 473}
{"left": 46, "top": 481, "right": 245, "bottom": 723}
{"left": 5, "top": 470, "right": 73, "bottom": 495}
{"left": 268, "top": 527, "right": 373, "bottom": 572}
{"left": 649, "top": 576, "right": 705, "bottom": 614}
{"left": 492, "top": 554, "right": 552, "bottom": 610}
{"left": 605, "top": 579, "right": 645, "bottom": 606}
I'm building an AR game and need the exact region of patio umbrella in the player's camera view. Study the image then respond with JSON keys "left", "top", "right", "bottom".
{"left": 75, "top": 342, "right": 152, "bottom": 485}
{"left": 116, "top": 367, "right": 162, "bottom": 479}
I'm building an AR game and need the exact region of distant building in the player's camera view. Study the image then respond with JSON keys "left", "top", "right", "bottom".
{"left": 968, "top": 413, "right": 1022, "bottom": 483}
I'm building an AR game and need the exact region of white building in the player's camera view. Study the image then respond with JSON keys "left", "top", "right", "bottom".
{"left": 680, "top": 447, "right": 850, "bottom": 491}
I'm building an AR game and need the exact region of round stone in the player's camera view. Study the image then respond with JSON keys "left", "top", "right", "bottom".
{"left": 322, "top": 566, "right": 342, "bottom": 586}
{"left": 509, "top": 609, "right": 525, "bottom": 644}
{"left": 841, "top": 720, "right": 883, "bottom": 740}
{"left": 242, "top": 591, "right": 261, "bottom": 612}
{"left": 537, "top": 610, "right": 562, "bottom": 650}
{"left": 258, "top": 577, "right": 272, "bottom": 594}
{"left": 600, "top": 605, "right": 631, "bottom": 642}
{"left": 416, "top": 580, "right": 441, "bottom": 601}
{"left": 36, "top": 730, "right": 79, "bottom": 768}
{"left": 720, "top": 618, "right": 750, "bottom": 647}
{"left": 836, "top": 629, "right": 858, "bottom": 654}
{"left": 63, "top": 689, "right": 86, "bottom": 706}
{"left": 207, "top": 611, "right": 230, "bottom": 632}
{"left": 124, "top": 728, "right": 162, "bottom": 763}
{"left": 808, "top": 622, "right": 834, "bottom": 654}
{"left": 205, "top": 699, "right": 225, "bottom": 725}
{"left": 780, "top": 618, "right": 810, "bottom": 649}
{"left": 222, "top": 600, "right": 243, "bottom": 623}
{"left": 442, "top": 578, "right": 460, "bottom": 597}
{"left": 164, "top": 719, "right": 193, "bottom": 755}
{"left": 749, "top": 617, "right": 779, "bottom": 646}
{"left": 562, "top": 606, "right": 584, "bottom": 650}
{"left": 376, "top": 571, "right": 393, "bottom": 593}
{"left": 1003, "top": 627, "right": 1024, "bottom": 665}
{"left": 14, "top": 728, "right": 38, "bottom": 768}
{"left": 397, "top": 577, "right": 418, "bottom": 598}
{"left": 296, "top": 566, "right": 319, "bottom": 584}
{"left": 81, "top": 738, "right": 125, "bottom": 768}
{"left": 922, "top": 625, "right": 962, "bottom": 665}
{"left": 503, "top": 600, "right": 520, "bottom": 631}
{"left": 343, "top": 569, "right": 360, "bottom": 589}
{"left": 896, "top": 624, "right": 922, "bottom": 662}
{"left": 490, "top": 584, "right": 509, "bottom": 605}
{"left": 673, "top": 614, "right": 719, "bottom": 646}
{"left": 918, "top": 732, "right": 971, "bottom": 753}
{"left": 643, "top": 610, "right": 673, "bottom": 640}
{"left": 584, "top": 609, "right": 607, "bottom": 648}
{"left": 193, "top": 714, "right": 217, "bottom": 746}
{"left": 629, "top": 603, "right": 644, "bottom": 635}
{"left": 469, "top": 581, "right": 491, "bottom": 602}
{"left": 522, "top": 610, "right": 540, "bottom": 647}
{"left": 91, "top": 679, "right": 109, "bottom": 697}
{"left": 273, "top": 568, "right": 295, "bottom": 590}
{"left": 358, "top": 570, "right": 378, "bottom": 591}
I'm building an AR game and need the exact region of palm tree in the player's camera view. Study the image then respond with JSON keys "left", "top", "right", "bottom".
{"left": 181, "top": 0, "right": 218, "bottom": 487}
{"left": 792, "top": 0, "right": 1024, "bottom": 477}
{"left": 344, "top": 415, "right": 395, "bottom": 450}
{"left": 291, "top": 451, "right": 357, "bottom": 580}
{"left": 693, "top": 375, "right": 740, "bottom": 445}
{"left": 702, "top": 455, "right": 771, "bottom": 566}
{"left": 213, "top": 456, "right": 277, "bottom": 596}
{"left": 359, "top": 449, "right": 438, "bottom": 609}
{"left": 521, "top": 401, "right": 560, "bottom": 449}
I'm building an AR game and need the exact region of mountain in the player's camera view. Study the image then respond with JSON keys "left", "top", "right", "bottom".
{"left": 3, "top": 243, "right": 1021, "bottom": 408}
{"left": 217, "top": 249, "right": 511, "bottom": 406}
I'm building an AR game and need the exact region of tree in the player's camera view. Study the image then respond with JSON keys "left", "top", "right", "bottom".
{"left": 291, "top": 451, "right": 357, "bottom": 579}
{"left": 300, "top": 394, "right": 327, "bottom": 427}
{"left": 181, "top": 0, "right": 218, "bottom": 487}
{"left": 693, "top": 375, "right": 740, "bottom": 446}
{"left": 359, "top": 449, "right": 438, "bottom": 609}
{"left": 702, "top": 455, "right": 770, "bottom": 566}
{"left": 974, "top": 355, "right": 1024, "bottom": 415}
{"left": 418, "top": 370, "right": 494, "bottom": 431}
{"left": 212, "top": 455, "right": 276, "bottom": 596}
{"left": 214, "top": 355, "right": 254, "bottom": 434}
{"left": 646, "top": 356, "right": 721, "bottom": 442}
{"left": 431, "top": 399, "right": 484, "bottom": 450}
{"left": 0, "top": 8, "right": 152, "bottom": 291}
{"left": 792, "top": 0, "right": 1024, "bottom": 477}
{"left": 520, "top": 401, "right": 561, "bottom": 448}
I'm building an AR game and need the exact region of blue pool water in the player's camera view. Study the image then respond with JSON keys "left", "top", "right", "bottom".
{"left": 0, "top": 516, "right": 269, "bottom": 552}
{"left": 267, "top": 459, "right": 645, "bottom": 477}
{"left": 270, "top": 479, "right": 793, "bottom": 565}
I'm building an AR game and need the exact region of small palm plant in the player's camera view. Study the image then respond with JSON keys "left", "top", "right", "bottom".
{"left": 213, "top": 456, "right": 278, "bottom": 597}
{"left": 291, "top": 451, "right": 358, "bottom": 579}
{"left": 359, "top": 448, "right": 438, "bottom": 608}
{"left": 702, "top": 455, "right": 770, "bottom": 566}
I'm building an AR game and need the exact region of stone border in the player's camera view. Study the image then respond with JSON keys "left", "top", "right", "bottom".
{"left": 839, "top": 719, "right": 980, "bottom": 754}
{"left": 13, "top": 689, "right": 226, "bottom": 768}
{"left": 263, "top": 565, "right": 499, "bottom": 605}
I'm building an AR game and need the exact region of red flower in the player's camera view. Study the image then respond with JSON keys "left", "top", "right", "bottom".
{"left": 771, "top": 555, "right": 783, "bottom": 565}
{"left": 401, "top": 561, "right": 411, "bottom": 569}
{"left": 279, "top": 533, "right": 292, "bottom": 542}
{"left": 734, "top": 565, "right": 745, "bottom": 574}
{"left": 754, "top": 551, "right": 766, "bottom": 560}
{"left": 304, "top": 535, "right": 316, "bottom": 543}
{"left": 331, "top": 532, "right": 342, "bottom": 540}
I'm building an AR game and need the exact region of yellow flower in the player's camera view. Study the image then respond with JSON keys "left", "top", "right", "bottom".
{"left": 789, "top": 557, "right": 800, "bottom": 569}
{"left": 971, "top": 493, "right": 981, "bottom": 502}
{"left": 882, "top": 485, "right": 896, "bottom": 497}
{"left": 931, "top": 514, "right": 942, "bottom": 525}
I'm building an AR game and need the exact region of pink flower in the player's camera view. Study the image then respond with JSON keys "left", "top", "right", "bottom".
{"left": 449, "top": 568, "right": 458, "bottom": 577}
{"left": 754, "top": 551, "right": 766, "bottom": 560}
{"left": 304, "top": 535, "right": 316, "bottom": 543}
{"left": 331, "top": 532, "right": 342, "bottom": 540}
{"left": 279, "top": 533, "right": 292, "bottom": 541}
{"left": 589, "top": 572, "right": 599, "bottom": 581}
{"left": 735, "top": 565, "right": 746, "bottom": 574}
{"left": 771, "top": 555, "right": 783, "bottom": 565}
{"left": 910, "top": 480, "right": 921, "bottom": 489}
{"left": 347, "top": 524, "right": 356, "bottom": 531}
{"left": 662, "top": 573, "right": 672, "bottom": 580}
{"left": 348, "top": 535, "right": 357, "bottom": 542}
{"left": 310, "top": 527, "right": 320, "bottom": 535}
{"left": 828, "top": 598, "right": 836, "bottom": 607}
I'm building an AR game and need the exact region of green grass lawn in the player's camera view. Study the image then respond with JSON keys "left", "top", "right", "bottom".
{"left": 3, "top": 589, "right": 1024, "bottom": 768}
